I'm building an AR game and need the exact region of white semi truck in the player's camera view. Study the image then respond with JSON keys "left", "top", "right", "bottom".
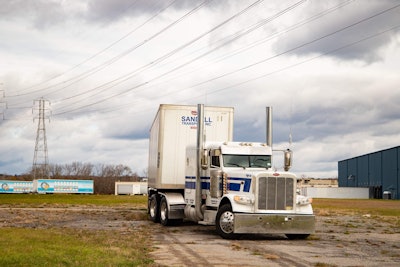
{"left": 148, "top": 104, "right": 314, "bottom": 239}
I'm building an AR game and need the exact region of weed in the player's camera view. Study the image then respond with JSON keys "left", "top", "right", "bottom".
{"left": 307, "top": 234, "right": 320, "bottom": 240}
{"left": 263, "top": 253, "right": 280, "bottom": 260}
{"left": 230, "top": 242, "right": 242, "bottom": 251}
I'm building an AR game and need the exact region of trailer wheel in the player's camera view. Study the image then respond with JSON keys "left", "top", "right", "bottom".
{"left": 285, "top": 234, "right": 310, "bottom": 240}
{"left": 159, "top": 197, "right": 170, "bottom": 226}
{"left": 149, "top": 194, "right": 160, "bottom": 223}
{"left": 216, "top": 204, "right": 237, "bottom": 239}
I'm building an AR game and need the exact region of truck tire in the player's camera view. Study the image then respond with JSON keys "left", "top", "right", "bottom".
{"left": 159, "top": 197, "right": 170, "bottom": 226}
{"left": 149, "top": 194, "right": 160, "bottom": 223}
{"left": 216, "top": 204, "right": 238, "bottom": 239}
{"left": 285, "top": 234, "right": 310, "bottom": 240}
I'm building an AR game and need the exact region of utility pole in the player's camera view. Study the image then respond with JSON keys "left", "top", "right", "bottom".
{"left": 32, "top": 98, "right": 51, "bottom": 179}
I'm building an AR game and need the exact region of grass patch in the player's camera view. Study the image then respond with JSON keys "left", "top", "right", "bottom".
{"left": 0, "top": 195, "right": 154, "bottom": 266}
{"left": 0, "top": 194, "right": 147, "bottom": 208}
{"left": 313, "top": 199, "right": 400, "bottom": 216}
{"left": 0, "top": 227, "right": 155, "bottom": 266}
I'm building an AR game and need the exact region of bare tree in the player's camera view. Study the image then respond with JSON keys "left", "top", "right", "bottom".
{"left": 48, "top": 164, "right": 63, "bottom": 178}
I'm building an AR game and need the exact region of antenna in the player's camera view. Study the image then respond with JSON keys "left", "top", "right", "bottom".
{"left": 32, "top": 98, "right": 51, "bottom": 179}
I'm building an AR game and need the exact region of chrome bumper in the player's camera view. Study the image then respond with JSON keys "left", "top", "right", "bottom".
{"left": 234, "top": 213, "right": 315, "bottom": 234}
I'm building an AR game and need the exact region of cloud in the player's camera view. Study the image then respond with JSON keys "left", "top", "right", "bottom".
{"left": 0, "top": 0, "right": 75, "bottom": 29}
{"left": 0, "top": 0, "right": 219, "bottom": 29}
{"left": 273, "top": 0, "right": 400, "bottom": 63}
{"left": 84, "top": 0, "right": 218, "bottom": 24}
{"left": 1, "top": 1, "right": 400, "bottom": 178}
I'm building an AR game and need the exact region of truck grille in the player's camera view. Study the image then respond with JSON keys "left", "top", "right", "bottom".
{"left": 257, "top": 176, "right": 294, "bottom": 210}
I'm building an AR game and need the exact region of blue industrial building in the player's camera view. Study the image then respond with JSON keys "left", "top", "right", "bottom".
{"left": 338, "top": 146, "right": 399, "bottom": 200}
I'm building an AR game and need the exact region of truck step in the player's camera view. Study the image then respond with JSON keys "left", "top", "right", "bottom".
{"left": 198, "top": 220, "right": 215, "bottom": 226}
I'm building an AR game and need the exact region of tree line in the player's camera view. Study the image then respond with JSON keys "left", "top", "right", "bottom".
{"left": 46, "top": 162, "right": 136, "bottom": 178}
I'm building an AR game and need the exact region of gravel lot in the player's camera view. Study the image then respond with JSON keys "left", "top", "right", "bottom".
{"left": 150, "top": 212, "right": 400, "bottom": 267}
{"left": 0, "top": 205, "right": 399, "bottom": 267}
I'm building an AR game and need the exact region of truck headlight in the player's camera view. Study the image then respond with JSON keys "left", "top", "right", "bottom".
{"left": 234, "top": 195, "right": 254, "bottom": 205}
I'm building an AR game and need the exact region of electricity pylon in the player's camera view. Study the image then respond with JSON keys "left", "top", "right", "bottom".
{"left": 32, "top": 98, "right": 51, "bottom": 179}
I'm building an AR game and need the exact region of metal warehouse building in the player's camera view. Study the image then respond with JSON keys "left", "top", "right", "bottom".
{"left": 338, "top": 146, "right": 400, "bottom": 200}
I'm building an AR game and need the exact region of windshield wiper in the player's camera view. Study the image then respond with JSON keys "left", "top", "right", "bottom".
{"left": 251, "top": 164, "right": 266, "bottom": 168}
{"left": 225, "top": 163, "right": 246, "bottom": 169}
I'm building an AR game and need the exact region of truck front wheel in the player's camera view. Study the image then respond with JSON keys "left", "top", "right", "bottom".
{"left": 149, "top": 194, "right": 160, "bottom": 223}
{"left": 216, "top": 204, "right": 237, "bottom": 239}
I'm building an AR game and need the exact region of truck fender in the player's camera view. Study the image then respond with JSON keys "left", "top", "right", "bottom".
{"left": 159, "top": 192, "right": 186, "bottom": 221}
{"left": 219, "top": 195, "right": 250, "bottom": 213}
{"left": 159, "top": 192, "right": 185, "bottom": 206}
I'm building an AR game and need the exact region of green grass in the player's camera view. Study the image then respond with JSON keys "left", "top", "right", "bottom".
{"left": 313, "top": 198, "right": 400, "bottom": 216}
{"left": 0, "top": 227, "right": 155, "bottom": 267}
{"left": 0, "top": 194, "right": 148, "bottom": 208}
{"left": 0, "top": 195, "right": 154, "bottom": 266}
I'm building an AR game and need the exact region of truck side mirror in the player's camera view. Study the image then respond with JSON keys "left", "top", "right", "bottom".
{"left": 284, "top": 149, "right": 292, "bottom": 171}
{"left": 201, "top": 149, "right": 209, "bottom": 170}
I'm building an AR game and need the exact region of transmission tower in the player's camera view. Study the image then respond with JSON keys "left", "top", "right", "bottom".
{"left": 32, "top": 98, "right": 51, "bottom": 179}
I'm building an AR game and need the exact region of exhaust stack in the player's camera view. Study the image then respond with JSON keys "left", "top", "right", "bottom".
{"left": 266, "top": 107, "right": 272, "bottom": 147}
{"left": 195, "top": 104, "right": 204, "bottom": 221}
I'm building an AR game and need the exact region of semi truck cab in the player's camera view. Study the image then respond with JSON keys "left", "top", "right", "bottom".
{"left": 184, "top": 142, "right": 315, "bottom": 239}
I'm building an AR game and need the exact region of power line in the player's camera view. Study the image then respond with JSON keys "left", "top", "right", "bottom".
{"left": 54, "top": 0, "right": 400, "bottom": 117}
{"left": 185, "top": 2, "right": 400, "bottom": 90}
{"left": 98, "top": 17, "right": 400, "bottom": 114}
{"left": 3, "top": 0, "right": 348, "bottom": 118}
{"left": 53, "top": 0, "right": 266, "bottom": 116}
{"left": 6, "top": 0, "right": 176, "bottom": 98}
{"left": 182, "top": 24, "right": 400, "bottom": 102}
{"left": 61, "top": 22, "right": 400, "bottom": 118}
{"left": 41, "top": 0, "right": 210, "bottom": 112}
{"left": 151, "top": 0, "right": 355, "bottom": 86}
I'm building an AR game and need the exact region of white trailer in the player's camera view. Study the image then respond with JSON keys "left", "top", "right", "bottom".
{"left": 148, "top": 104, "right": 234, "bottom": 189}
{"left": 115, "top": 182, "right": 148, "bottom": 195}
{"left": 148, "top": 104, "right": 314, "bottom": 239}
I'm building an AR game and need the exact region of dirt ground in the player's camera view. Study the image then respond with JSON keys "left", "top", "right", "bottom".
{"left": 0, "top": 206, "right": 399, "bottom": 267}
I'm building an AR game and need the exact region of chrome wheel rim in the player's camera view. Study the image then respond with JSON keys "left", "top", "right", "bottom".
{"left": 160, "top": 201, "right": 167, "bottom": 221}
{"left": 219, "top": 211, "right": 234, "bottom": 233}
{"left": 150, "top": 198, "right": 156, "bottom": 218}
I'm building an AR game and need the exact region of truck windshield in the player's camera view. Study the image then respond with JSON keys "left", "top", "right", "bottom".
{"left": 222, "top": 155, "right": 271, "bottom": 168}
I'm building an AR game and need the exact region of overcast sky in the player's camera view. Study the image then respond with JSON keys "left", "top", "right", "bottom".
{"left": 1, "top": 0, "right": 399, "bottom": 178}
